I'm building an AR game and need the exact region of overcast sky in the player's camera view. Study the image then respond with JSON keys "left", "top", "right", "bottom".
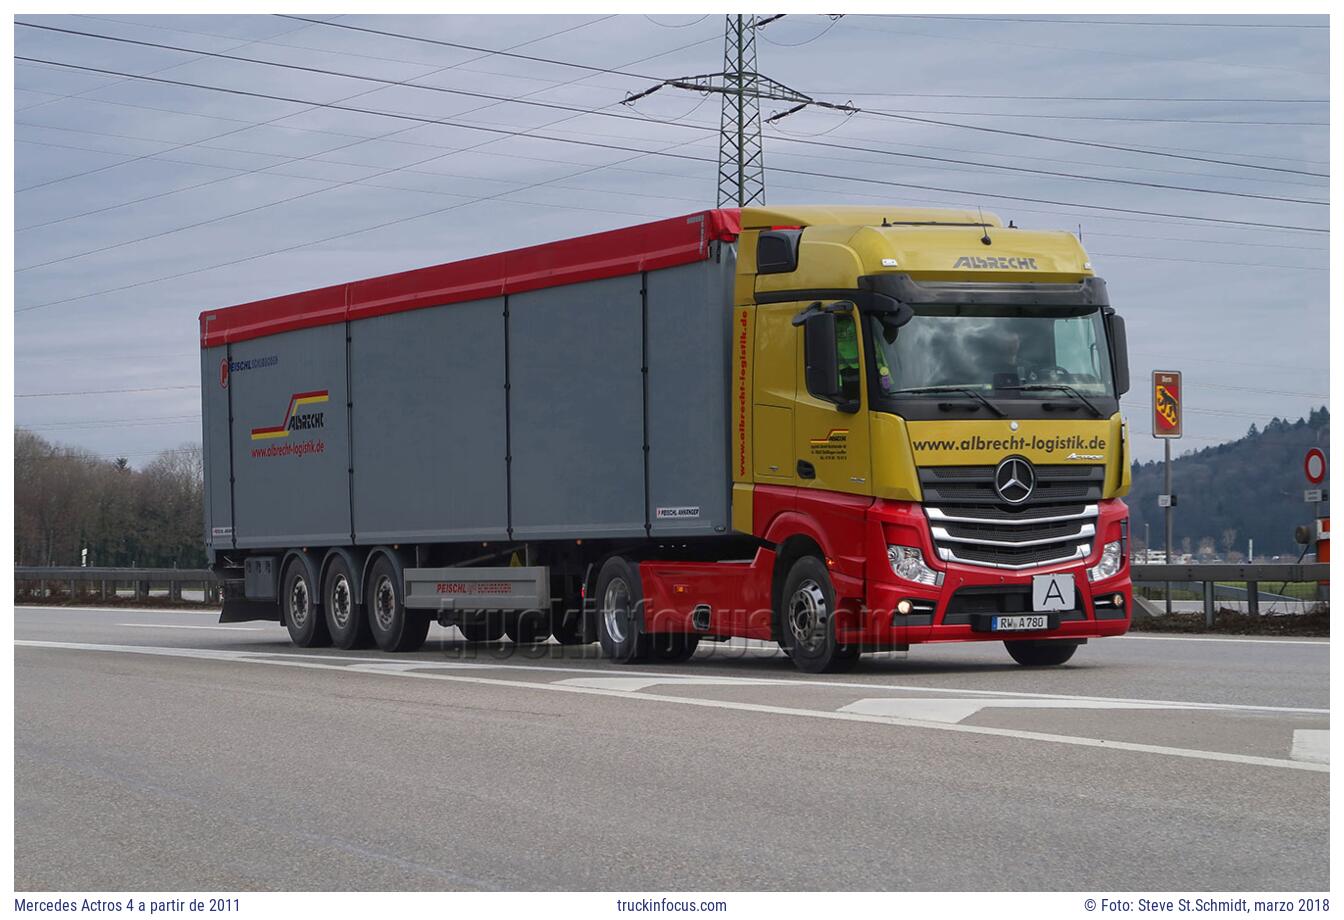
{"left": 12, "top": 13, "right": 1330, "bottom": 466}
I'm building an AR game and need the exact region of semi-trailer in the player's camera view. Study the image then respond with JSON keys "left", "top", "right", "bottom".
{"left": 201, "top": 205, "right": 1133, "bottom": 672}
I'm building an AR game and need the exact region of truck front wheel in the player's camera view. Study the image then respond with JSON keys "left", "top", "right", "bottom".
{"left": 283, "top": 557, "right": 330, "bottom": 648}
{"left": 1004, "top": 639, "right": 1080, "bottom": 666}
{"left": 366, "top": 555, "right": 430, "bottom": 653}
{"left": 778, "top": 556, "right": 858, "bottom": 674}
{"left": 595, "top": 556, "right": 649, "bottom": 663}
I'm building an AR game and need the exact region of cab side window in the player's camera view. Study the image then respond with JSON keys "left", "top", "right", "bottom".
{"left": 835, "top": 314, "right": 861, "bottom": 402}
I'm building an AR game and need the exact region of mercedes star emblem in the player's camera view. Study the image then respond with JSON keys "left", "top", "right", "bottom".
{"left": 994, "top": 457, "right": 1035, "bottom": 505}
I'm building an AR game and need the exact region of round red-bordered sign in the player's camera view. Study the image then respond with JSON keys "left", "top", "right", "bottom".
{"left": 1304, "top": 448, "right": 1326, "bottom": 484}
{"left": 219, "top": 356, "right": 229, "bottom": 389}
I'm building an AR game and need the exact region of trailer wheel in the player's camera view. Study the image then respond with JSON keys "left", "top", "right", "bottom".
{"left": 648, "top": 633, "right": 699, "bottom": 663}
{"left": 504, "top": 609, "right": 551, "bottom": 645}
{"left": 459, "top": 613, "right": 505, "bottom": 643}
{"left": 778, "top": 556, "right": 858, "bottom": 674}
{"left": 595, "top": 556, "right": 649, "bottom": 663}
{"left": 324, "top": 556, "right": 371, "bottom": 650}
{"left": 365, "top": 555, "right": 430, "bottom": 653}
{"left": 1004, "top": 639, "right": 1080, "bottom": 667}
{"left": 282, "top": 557, "right": 330, "bottom": 648}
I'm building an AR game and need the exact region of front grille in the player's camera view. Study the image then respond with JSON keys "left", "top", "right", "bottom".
{"left": 920, "top": 463, "right": 1104, "bottom": 570}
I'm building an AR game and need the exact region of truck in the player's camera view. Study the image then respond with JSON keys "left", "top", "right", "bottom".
{"left": 200, "top": 205, "right": 1133, "bottom": 673}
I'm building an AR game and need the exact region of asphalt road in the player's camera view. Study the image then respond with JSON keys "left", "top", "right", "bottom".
{"left": 14, "top": 606, "right": 1329, "bottom": 891}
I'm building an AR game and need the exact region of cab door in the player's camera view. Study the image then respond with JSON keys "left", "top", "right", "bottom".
{"left": 792, "top": 303, "right": 872, "bottom": 498}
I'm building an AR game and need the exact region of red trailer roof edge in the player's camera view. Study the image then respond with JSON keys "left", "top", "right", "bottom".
{"left": 200, "top": 209, "right": 741, "bottom": 348}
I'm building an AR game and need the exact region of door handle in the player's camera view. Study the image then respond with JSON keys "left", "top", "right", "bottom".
{"left": 797, "top": 460, "right": 816, "bottom": 480}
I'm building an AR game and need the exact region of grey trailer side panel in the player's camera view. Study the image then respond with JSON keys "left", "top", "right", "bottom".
{"left": 509, "top": 274, "right": 646, "bottom": 539}
{"left": 201, "top": 345, "right": 233, "bottom": 553}
{"left": 229, "top": 325, "right": 352, "bottom": 548}
{"left": 645, "top": 251, "right": 735, "bottom": 536}
{"left": 350, "top": 299, "right": 509, "bottom": 543}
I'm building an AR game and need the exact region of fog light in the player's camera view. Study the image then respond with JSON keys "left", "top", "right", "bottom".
{"left": 896, "top": 599, "right": 913, "bottom": 615}
{"left": 1113, "top": 593, "right": 1123, "bottom": 607}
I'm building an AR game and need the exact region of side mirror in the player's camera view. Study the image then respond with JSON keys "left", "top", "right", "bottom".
{"left": 1107, "top": 313, "right": 1130, "bottom": 395}
{"left": 803, "top": 312, "right": 840, "bottom": 400}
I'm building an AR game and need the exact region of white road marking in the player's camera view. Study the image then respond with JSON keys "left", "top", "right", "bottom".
{"left": 557, "top": 676, "right": 777, "bottom": 692}
{"left": 1116, "top": 634, "right": 1328, "bottom": 646}
{"left": 1291, "top": 729, "right": 1330, "bottom": 765}
{"left": 17, "top": 640, "right": 1328, "bottom": 774}
{"left": 117, "top": 623, "right": 263, "bottom": 631}
{"left": 842, "top": 697, "right": 1181, "bottom": 724}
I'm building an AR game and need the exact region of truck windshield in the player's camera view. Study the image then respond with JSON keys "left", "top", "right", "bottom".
{"left": 871, "top": 304, "right": 1115, "bottom": 398}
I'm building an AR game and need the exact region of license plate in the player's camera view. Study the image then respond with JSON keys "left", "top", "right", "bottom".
{"left": 1032, "top": 573, "right": 1075, "bottom": 612}
{"left": 992, "top": 614, "right": 1050, "bottom": 632}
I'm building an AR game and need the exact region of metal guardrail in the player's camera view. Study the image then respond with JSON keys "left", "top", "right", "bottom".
{"left": 14, "top": 566, "right": 218, "bottom": 603}
{"left": 1130, "top": 562, "right": 1328, "bottom": 626}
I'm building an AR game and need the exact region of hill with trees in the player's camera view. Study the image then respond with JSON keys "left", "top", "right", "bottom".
{"left": 1127, "top": 407, "right": 1329, "bottom": 560}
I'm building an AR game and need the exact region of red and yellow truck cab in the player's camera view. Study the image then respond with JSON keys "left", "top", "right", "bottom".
{"left": 636, "top": 205, "right": 1132, "bottom": 671}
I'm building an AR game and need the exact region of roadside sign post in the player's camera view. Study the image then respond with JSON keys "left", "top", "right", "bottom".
{"left": 1304, "top": 448, "right": 1328, "bottom": 600}
{"left": 1153, "top": 371, "right": 1182, "bottom": 615}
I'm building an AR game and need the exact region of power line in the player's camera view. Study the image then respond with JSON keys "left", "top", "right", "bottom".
{"left": 13, "top": 16, "right": 616, "bottom": 195}
{"left": 266, "top": 15, "right": 1331, "bottom": 177}
{"left": 16, "top": 385, "right": 198, "bottom": 398}
{"left": 1090, "top": 251, "right": 1327, "bottom": 272}
{"left": 14, "top": 52, "right": 1329, "bottom": 217}
{"left": 851, "top": 108, "right": 1327, "bottom": 127}
{"left": 856, "top": 108, "right": 1327, "bottom": 178}
{"left": 823, "top": 91, "right": 1328, "bottom": 103}
{"left": 874, "top": 14, "right": 1328, "bottom": 29}
{"left": 11, "top": 60, "right": 1328, "bottom": 313}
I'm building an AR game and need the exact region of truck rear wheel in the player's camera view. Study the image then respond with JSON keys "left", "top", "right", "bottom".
{"left": 366, "top": 555, "right": 429, "bottom": 653}
{"left": 283, "top": 557, "right": 330, "bottom": 648}
{"left": 778, "top": 556, "right": 858, "bottom": 674}
{"left": 504, "top": 609, "right": 551, "bottom": 645}
{"left": 595, "top": 556, "right": 649, "bottom": 663}
{"left": 1004, "top": 639, "right": 1080, "bottom": 667}
{"left": 324, "top": 556, "right": 371, "bottom": 650}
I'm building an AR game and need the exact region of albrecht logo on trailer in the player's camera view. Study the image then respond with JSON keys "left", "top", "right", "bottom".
{"left": 251, "top": 390, "right": 329, "bottom": 441}
{"left": 994, "top": 456, "right": 1036, "bottom": 505}
{"left": 953, "top": 256, "right": 1039, "bottom": 270}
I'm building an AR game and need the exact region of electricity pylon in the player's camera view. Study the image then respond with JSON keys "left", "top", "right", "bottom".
{"left": 623, "top": 14, "right": 856, "bottom": 207}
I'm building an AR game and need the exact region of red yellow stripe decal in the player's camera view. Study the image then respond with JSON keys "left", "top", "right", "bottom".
{"left": 250, "top": 390, "right": 329, "bottom": 440}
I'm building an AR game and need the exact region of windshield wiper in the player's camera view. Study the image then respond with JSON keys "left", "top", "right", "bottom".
{"left": 997, "top": 384, "right": 1104, "bottom": 418}
{"left": 889, "top": 385, "right": 1007, "bottom": 418}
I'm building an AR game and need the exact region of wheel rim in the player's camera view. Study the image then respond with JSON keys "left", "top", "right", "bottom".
{"left": 788, "top": 578, "right": 828, "bottom": 653}
{"left": 373, "top": 574, "right": 397, "bottom": 632}
{"left": 289, "top": 576, "right": 310, "bottom": 629}
{"left": 331, "top": 574, "right": 352, "bottom": 630}
{"left": 603, "top": 577, "right": 631, "bottom": 644}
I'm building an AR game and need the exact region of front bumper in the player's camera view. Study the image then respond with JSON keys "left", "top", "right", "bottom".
{"left": 846, "top": 497, "right": 1131, "bottom": 647}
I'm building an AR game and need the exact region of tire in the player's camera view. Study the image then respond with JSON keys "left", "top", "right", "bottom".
{"left": 595, "top": 556, "right": 649, "bottom": 663}
{"left": 1004, "top": 639, "right": 1080, "bottom": 667}
{"left": 323, "top": 555, "right": 371, "bottom": 650}
{"left": 459, "top": 613, "right": 505, "bottom": 643}
{"left": 283, "top": 556, "right": 329, "bottom": 648}
{"left": 365, "top": 555, "right": 430, "bottom": 653}
{"left": 648, "top": 632, "right": 700, "bottom": 663}
{"left": 504, "top": 609, "right": 551, "bottom": 645}
{"left": 777, "top": 555, "right": 858, "bottom": 674}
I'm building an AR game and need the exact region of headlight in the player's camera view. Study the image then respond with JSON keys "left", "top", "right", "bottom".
{"left": 888, "top": 545, "right": 943, "bottom": 586}
{"left": 1087, "top": 540, "right": 1124, "bottom": 582}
